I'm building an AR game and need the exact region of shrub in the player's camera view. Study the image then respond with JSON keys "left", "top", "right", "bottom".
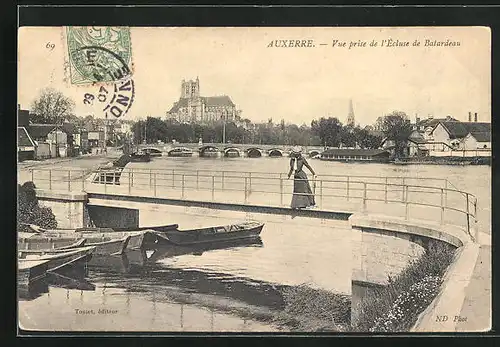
{"left": 353, "top": 241, "right": 456, "bottom": 332}
{"left": 17, "top": 181, "right": 57, "bottom": 231}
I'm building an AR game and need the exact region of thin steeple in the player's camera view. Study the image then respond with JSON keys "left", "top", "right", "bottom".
{"left": 347, "top": 99, "right": 355, "bottom": 126}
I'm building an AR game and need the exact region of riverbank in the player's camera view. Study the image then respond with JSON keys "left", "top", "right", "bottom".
{"left": 392, "top": 156, "right": 490, "bottom": 166}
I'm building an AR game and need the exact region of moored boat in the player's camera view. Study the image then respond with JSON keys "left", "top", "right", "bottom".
{"left": 168, "top": 147, "right": 194, "bottom": 157}
{"left": 154, "top": 221, "right": 264, "bottom": 246}
{"left": 19, "top": 228, "right": 131, "bottom": 255}
{"left": 20, "top": 224, "right": 141, "bottom": 252}
{"left": 18, "top": 246, "right": 96, "bottom": 273}
{"left": 18, "top": 259, "right": 49, "bottom": 285}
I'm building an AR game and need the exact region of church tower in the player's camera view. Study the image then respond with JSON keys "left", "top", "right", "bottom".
{"left": 181, "top": 77, "right": 200, "bottom": 99}
{"left": 347, "top": 99, "right": 355, "bottom": 127}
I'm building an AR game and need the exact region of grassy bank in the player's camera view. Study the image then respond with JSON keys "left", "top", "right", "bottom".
{"left": 266, "top": 284, "right": 351, "bottom": 332}
{"left": 396, "top": 156, "right": 490, "bottom": 165}
{"left": 353, "top": 240, "right": 456, "bottom": 332}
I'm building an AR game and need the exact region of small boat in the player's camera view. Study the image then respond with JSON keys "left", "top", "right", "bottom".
{"left": 75, "top": 224, "right": 180, "bottom": 246}
{"left": 130, "top": 151, "right": 151, "bottom": 162}
{"left": 142, "top": 147, "right": 163, "bottom": 157}
{"left": 20, "top": 224, "right": 136, "bottom": 253}
{"left": 92, "top": 167, "right": 124, "bottom": 185}
{"left": 168, "top": 147, "right": 193, "bottom": 157}
{"left": 18, "top": 246, "right": 96, "bottom": 273}
{"left": 18, "top": 259, "right": 50, "bottom": 285}
{"left": 154, "top": 221, "right": 264, "bottom": 246}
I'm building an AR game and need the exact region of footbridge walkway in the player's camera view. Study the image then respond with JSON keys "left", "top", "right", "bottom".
{"left": 24, "top": 166, "right": 481, "bottom": 241}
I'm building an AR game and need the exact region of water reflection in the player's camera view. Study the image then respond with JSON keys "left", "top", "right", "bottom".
{"left": 18, "top": 236, "right": 349, "bottom": 331}
{"left": 18, "top": 279, "right": 49, "bottom": 301}
{"left": 18, "top": 271, "right": 95, "bottom": 301}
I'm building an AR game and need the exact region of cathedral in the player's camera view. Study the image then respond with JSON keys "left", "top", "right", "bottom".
{"left": 166, "top": 77, "right": 239, "bottom": 124}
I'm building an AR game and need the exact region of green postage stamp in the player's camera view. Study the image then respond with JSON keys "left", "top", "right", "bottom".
{"left": 66, "top": 26, "right": 133, "bottom": 85}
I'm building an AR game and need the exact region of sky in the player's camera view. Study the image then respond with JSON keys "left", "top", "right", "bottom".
{"left": 18, "top": 26, "right": 491, "bottom": 127}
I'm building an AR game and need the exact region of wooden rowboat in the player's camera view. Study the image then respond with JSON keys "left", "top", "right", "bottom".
{"left": 19, "top": 225, "right": 134, "bottom": 254}
{"left": 19, "top": 233, "right": 131, "bottom": 256}
{"left": 18, "top": 246, "right": 96, "bottom": 274}
{"left": 154, "top": 221, "right": 264, "bottom": 246}
{"left": 18, "top": 259, "right": 50, "bottom": 285}
{"left": 23, "top": 224, "right": 156, "bottom": 253}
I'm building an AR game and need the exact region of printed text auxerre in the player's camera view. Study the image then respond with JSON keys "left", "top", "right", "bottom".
{"left": 267, "top": 40, "right": 315, "bottom": 48}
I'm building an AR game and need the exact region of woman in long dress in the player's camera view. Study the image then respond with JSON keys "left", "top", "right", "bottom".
{"left": 287, "top": 146, "right": 316, "bottom": 209}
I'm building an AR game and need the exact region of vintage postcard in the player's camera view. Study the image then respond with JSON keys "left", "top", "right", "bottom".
{"left": 17, "top": 26, "right": 491, "bottom": 333}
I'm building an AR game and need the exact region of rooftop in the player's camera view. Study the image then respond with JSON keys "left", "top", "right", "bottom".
{"left": 168, "top": 95, "right": 235, "bottom": 113}
{"left": 18, "top": 127, "right": 35, "bottom": 147}
{"left": 436, "top": 121, "right": 491, "bottom": 139}
{"left": 469, "top": 131, "right": 491, "bottom": 142}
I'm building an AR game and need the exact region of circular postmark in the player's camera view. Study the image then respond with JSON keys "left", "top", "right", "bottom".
{"left": 66, "top": 26, "right": 132, "bottom": 85}
{"left": 73, "top": 46, "right": 132, "bottom": 84}
{"left": 83, "top": 77, "right": 135, "bottom": 119}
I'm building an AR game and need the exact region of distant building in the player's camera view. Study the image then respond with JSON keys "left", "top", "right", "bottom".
{"left": 166, "top": 77, "right": 238, "bottom": 124}
{"left": 428, "top": 120, "right": 490, "bottom": 150}
{"left": 320, "top": 148, "right": 390, "bottom": 163}
{"left": 88, "top": 130, "right": 105, "bottom": 148}
{"left": 18, "top": 105, "right": 30, "bottom": 127}
{"left": 463, "top": 131, "right": 491, "bottom": 150}
{"left": 17, "top": 127, "right": 36, "bottom": 161}
{"left": 412, "top": 114, "right": 458, "bottom": 140}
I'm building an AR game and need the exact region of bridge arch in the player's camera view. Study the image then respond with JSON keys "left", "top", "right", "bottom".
{"left": 143, "top": 147, "right": 163, "bottom": 156}
{"left": 246, "top": 148, "right": 263, "bottom": 158}
{"left": 309, "top": 150, "right": 321, "bottom": 158}
{"left": 223, "top": 147, "right": 241, "bottom": 158}
{"left": 199, "top": 145, "right": 220, "bottom": 157}
{"left": 268, "top": 148, "right": 283, "bottom": 157}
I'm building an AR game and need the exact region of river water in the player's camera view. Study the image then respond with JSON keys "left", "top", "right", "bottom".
{"left": 18, "top": 155, "right": 490, "bottom": 332}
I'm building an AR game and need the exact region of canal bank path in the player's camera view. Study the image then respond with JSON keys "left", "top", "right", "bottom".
{"left": 17, "top": 151, "right": 122, "bottom": 184}
{"left": 455, "top": 236, "right": 492, "bottom": 332}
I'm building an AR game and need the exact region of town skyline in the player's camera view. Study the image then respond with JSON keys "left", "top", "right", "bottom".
{"left": 18, "top": 27, "right": 491, "bottom": 126}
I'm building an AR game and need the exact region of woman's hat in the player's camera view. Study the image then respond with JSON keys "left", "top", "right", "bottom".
{"left": 291, "top": 146, "right": 303, "bottom": 154}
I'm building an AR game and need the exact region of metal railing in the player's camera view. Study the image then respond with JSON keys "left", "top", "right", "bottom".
{"left": 24, "top": 167, "right": 478, "bottom": 242}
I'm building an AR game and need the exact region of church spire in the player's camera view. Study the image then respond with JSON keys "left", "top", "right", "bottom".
{"left": 347, "top": 99, "right": 355, "bottom": 127}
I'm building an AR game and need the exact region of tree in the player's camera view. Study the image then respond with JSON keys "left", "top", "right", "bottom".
{"left": 311, "top": 117, "right": 343, "bottom": 147}
{"left": 354, "top": 127, "right": 383, "bottom": 149}
{"left": 340, "top": 125, "right": 357, "bottom": 147}
{"left": 379, "top": 111, "right": 413, "bottom": 158}
{"left": 17, "top": 182, "right": 57, "bottom": 232}
{"left": 30, "top": 88, "right": 75, "bottom": 124}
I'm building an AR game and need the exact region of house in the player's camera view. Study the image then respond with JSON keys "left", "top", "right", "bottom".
{"left": 407, "top": 132, "right": 429, "bottom": 157}
{"left": 463, "top": 131, "right": 491, "bottom": 150}
{"left": 412, "top": 115, "right": 458, "bottom": 138}
{"left": 28, "top": 124, "right": 71, "bottom": 158}
{"left": 88, "top": 130, "right": 105, "bottom": 148}
{"left": 429, "top": 121, "right": 491, "bottom": 150}
{"left": 17, "top": 127, "right": 36, "bottom": 161}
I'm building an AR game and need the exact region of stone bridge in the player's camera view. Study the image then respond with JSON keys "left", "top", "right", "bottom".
{"left": 138, "top": 143, "right": 324, "bottom": 157}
